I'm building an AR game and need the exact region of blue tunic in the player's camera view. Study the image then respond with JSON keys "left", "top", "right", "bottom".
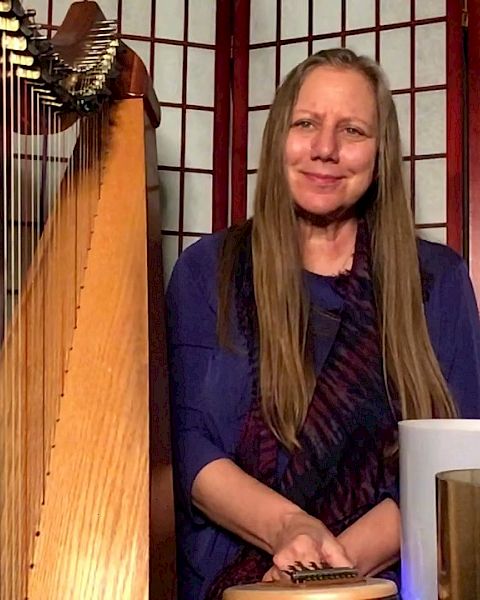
{"left": 166, "top": 231, "right": 480, "bottom": 600}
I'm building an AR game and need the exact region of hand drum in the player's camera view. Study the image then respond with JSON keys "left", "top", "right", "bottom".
{"left": 223, "top": 578, "right": 399, "bottom": 600}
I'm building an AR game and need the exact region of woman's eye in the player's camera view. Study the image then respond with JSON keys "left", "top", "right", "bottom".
{"left": 345, "top": 126, "right": 364, "bottom": 136}
{"left": 293, "top": 120, "right": 312, "bottom": 129}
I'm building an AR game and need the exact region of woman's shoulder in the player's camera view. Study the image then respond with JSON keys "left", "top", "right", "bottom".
{"left": 170, "top": 221, "right": 253, "bottom": 294}
{"left": 417, "top": 238, "right": 476, "bottom": 318}
{"left": 166, "top": 231, "right": 228, "bottom": 315}
{"left": 174, "top": 230, "right": 227, "bottom": 278}
{"left": 417, "top": 237, "right": 465, "bottom": 277}
{"left": 417, "top": 237, "right": 471, "bottom": 302}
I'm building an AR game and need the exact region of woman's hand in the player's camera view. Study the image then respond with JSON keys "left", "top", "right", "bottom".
{"left": 262, "top": 511, "right": 354, "bottom": 582}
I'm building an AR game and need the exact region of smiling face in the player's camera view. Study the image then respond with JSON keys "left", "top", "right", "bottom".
{"left": 284, "top": 66, "right": 378, "bottom": 219}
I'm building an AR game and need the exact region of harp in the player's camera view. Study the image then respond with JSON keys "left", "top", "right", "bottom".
{"left": 0, "top": 1, "right": 175, "bottom": 599}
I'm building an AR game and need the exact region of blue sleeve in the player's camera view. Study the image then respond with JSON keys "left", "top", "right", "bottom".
{"left": 428, "top": 260, "right": 480, "bottom": 418}
{"left": 166, "top": 247, "right": 249, "bottom": 519}
{"left": 166, "top": 251, "right": 232, "bottom": 520}
{"left": 377, "top": 458, "right": 399, "bottom": 505}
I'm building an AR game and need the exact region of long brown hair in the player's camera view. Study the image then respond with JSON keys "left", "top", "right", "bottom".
{"left": 218, "top": 49, "right": 457, "bottom": 450}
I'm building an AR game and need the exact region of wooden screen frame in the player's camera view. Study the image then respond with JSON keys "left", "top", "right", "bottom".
{"left": 467, "top": 0, "right": 480, "bottom": 298}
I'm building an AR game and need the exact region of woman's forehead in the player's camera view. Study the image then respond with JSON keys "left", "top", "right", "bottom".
{"left": 294, "top": 66, "right": 377, "bottom": 119}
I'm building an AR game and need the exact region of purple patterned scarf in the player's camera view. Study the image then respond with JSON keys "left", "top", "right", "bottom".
{"left": 207, "top": 221, "right": 403, "bottom": 599}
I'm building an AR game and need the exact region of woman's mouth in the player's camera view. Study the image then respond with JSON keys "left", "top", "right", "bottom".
{"left": 302, "top": 172, "right": 344, "bottom": 185}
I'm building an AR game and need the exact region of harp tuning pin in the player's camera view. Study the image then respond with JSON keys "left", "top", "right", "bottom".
{"left": 25, "top": 8, "right": 36, "bottom": 17}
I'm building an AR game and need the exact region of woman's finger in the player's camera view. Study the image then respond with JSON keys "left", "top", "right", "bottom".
{"left": 262, "top": 566, "right": 289, "bottom": 582}
{"left": 321, "top": 539, "right": 354, "bottom": 568}
{"left": 262, "top": 566, "right": 275, "bottom": 582}
{"left": 272, "top": 538, "right": 354, "bottom": 573}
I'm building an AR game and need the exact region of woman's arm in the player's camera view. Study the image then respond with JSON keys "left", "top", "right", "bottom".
{"left": 193, "top": 457, "right": 353, "bottom": 567}
{"left": 426, "top": 256, "right": 480, "bottom": 418}
{"left": 337, "top": 498, "right": 401, "bottom": 575}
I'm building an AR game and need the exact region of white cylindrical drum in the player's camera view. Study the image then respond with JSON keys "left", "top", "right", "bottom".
{"left": 223, "top": 578, "right": 398, "bottom": 600}
{"left": 399, "top": 419, "right": 480, "bottom": 600}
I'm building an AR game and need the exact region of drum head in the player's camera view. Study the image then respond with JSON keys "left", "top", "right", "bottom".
{"left": 223, "top": 577, "right": 398, "bottom": 600}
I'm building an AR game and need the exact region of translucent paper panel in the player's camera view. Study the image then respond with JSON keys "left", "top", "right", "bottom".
{"left": 154, "top": 44, "right": 184, "bottom": 104}
{"left": 393, "top": 94, "right": 411, "bottom": 156}
{"left": 23, "top": 0, "right": 48, "bottom": 25}
{"left": 156, "top": 107, "right": 182, "bottom": 167}
{"left": 346, "top": 0, "right": 376, "bottom": 30}
{"left": 163, "top": 235, "right": 180, "bottom": 283}
{"left": 188, "top": 0, "right": 216, "bottom": 45}
{"left": 380, "top": 0, "right": 410, "bottom": 25}
{"left": 53, "top": 0, "right": 117, "bottom": 25}
{"left": 10, "top": 158, "right": 47, "bottom": 221}
{"left": 249, "top": 47, "right": 277, "bottom": 106}
{"left": 312, "top": 37, "right": 342, "bottom": 53}
{"left": 417, "top": 227, "right": 447, "bottom": 244}
{"left": 183, "top": 173, "right": 213, "bottom": 233}
{"left": 313, "top": 0, "right": 342, "bottom": 36}
{"left": 122, "top": 0, "right": 151, "bottom": 36}
{"left": 250, "top": 0, "right": 277, "bottom": 43}
{"left": 415, "top": 90, "right": 446, "bottom": 155}
{"left": 126, "top": 40, "right": 151, "bottom": 74}
{"left": 185, "top": 110, "right": 214, "bottom": 170}
{"left": 415, "top": 23, "right": 446, "bottom": 87}
{"left": 281, "top": 0, "right": 309, "bottom": 39}
{"left": 18, "top": 125, "right": 78, "bottom": 159}
{"left": 414, "top": 158, "right": 446, "bottom": 224}
{"left": 345, "top": 33, "right": 375, "bottom": 60}
{"left": 248, "top": 110, "right": 269, "bottom": 171}
{"left": 156, "top": 0, "right": 184, "bottom": 40}
{"left": 187, "top": 48, "right": 215, "bottom": 106}
{"left": 247, "top": 173, "right": 258, "bottom": 218}
{"left": 159, "top": 171, "right": 180, "bottom": 231}
{"left": 380, "top": 28, "right": 411, "bottom": 90}
{"left": 280, "top": 43, "right": 309, "bottom": 81}
{"left": 415, "top": 0, "right": 446, "bottom": 20}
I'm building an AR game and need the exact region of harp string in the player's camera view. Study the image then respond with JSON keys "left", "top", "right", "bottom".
{"left": 1, "top": 30, "right": 7, "bottom": 599}
{"left": 58, "top": 111, "right": 64, "bottom": 406}
{"left": 54, "top": 109, "right": 60, "bottom": 424}
{"left": 51, "top": 107, "right": 56, "bottom": 446}
{"left": 28, "top": 81, "right": 35, "bottom": 592}
{"left": 41, "top": 99, "right": 46, "bottom": 508}
{"left": 16, "top": 70, "right": 21, "bottom": 592}
{"left": 1, "top": 30, "right": 7, "bottom": 600}
{"left": 8, "top": 40, "right": 14, "bottom": 596}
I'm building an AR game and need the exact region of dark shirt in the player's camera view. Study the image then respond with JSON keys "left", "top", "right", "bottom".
{"left": 166, "top": 231, "right": 480, "bottom": 600}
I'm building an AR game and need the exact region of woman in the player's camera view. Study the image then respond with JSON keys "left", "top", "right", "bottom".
{"left": 166, "top": 49, "right": 480, "bottom": 600}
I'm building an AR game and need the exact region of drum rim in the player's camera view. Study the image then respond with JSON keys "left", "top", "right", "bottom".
{"left": 223, "top": 577, "right": 398, "bottom": 599}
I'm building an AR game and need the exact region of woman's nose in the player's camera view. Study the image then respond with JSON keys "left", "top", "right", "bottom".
{"left": 310, "top": 127, "right": 340, "bottom": 162}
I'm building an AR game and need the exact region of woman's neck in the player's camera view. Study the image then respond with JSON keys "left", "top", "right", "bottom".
{"left": 298, "top": 216, "right": 358, "bottom": 276}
